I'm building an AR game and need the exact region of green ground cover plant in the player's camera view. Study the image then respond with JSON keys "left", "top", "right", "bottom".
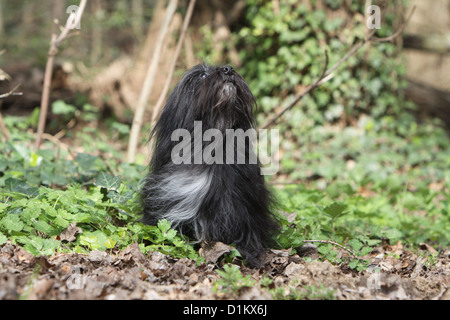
{"left": 1, "top": 99, "right": 448, "bottom": 272}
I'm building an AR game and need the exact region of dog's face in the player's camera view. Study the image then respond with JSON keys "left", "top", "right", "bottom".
{"left": 151, "top": 64, "right": 257, "bottom": 171}
{"left": 160, "top": 64, "right": 256, "bottom": 132}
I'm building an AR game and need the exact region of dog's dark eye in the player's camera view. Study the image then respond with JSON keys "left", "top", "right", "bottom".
{"left": 200, "top": 72, "right": 208, "bottom": 79}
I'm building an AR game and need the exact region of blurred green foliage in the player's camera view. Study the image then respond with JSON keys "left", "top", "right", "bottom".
{"left": 202, "top": 0, "right": 448, "bottom": 187}
{"left": 0, "top": 0, "right": 154, "bottom": 66}
{"left": 236, "top": 0, "right": 413, "bottom": 121}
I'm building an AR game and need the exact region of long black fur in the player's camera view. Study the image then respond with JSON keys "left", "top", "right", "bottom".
{"left": 141, "top": 64, "right": 279, "bottom": 267}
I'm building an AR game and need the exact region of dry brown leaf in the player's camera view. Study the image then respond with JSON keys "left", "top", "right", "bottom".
{"left": 419, "top": 243, "right": 438, "bottom": 253}
{"left": 199, "top": 241, "right": 233, "bottom": 264}
{"left": 58, "top": 222, "right": 82, "bottom": 242}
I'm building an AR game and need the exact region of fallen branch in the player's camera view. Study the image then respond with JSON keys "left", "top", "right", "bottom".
{"left": 41, "top": 133, "right": 77, "bottom": 160}
{"left": 260, "top": 50, "right": 331, "bottom": 130}
{"left": 34, "top": 0, "right": 87, "bottom": 151}
{"left": 0, "top": 83, "right": 23, "bottom": 99}
{"left": 0, "top": 83, "right": 23, "bottom": 141}
{"left": 259, "top": 6, "right": 416, "bottom": 130}
{"left": 147, "top": 0, "right": 197, "bottom": 159}
{"left": 303, "top": 239, "right": 358, "bottom": 259}
{"left": 151, "top": 0, "right": 197, "bottom": 125}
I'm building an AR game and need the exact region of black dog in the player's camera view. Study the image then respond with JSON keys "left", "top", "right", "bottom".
{"left": 141, "top": 64, "right": 279, "bottom": 267}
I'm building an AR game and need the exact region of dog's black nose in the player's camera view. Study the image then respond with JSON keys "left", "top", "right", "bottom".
{"left": 221, "top": 66, "right": 234, "bottom": 75}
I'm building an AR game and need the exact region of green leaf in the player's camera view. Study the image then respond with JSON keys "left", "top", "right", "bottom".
{"left": 79, "top": 230, "right": 108, "bottom": 250}
{"left": 360, "top": 247, "right": 373, "bottom": 256}
{"left": 104, "top": 238, "right": 117, "bottom": 249}
{"left": 75, "top": 153, "right": 98, "bottom": 172}
{"left": 54, "top": 216, "right": 70, "bottom": 228}
{"left": 28, "top": 152, "right": 43, "bottom": 167}
{"left": 111, "top": 122, "right": 130, "bottom": 134}
{"left": 348, "top": 239, "right": 363, "bottom": 252}
{"left": 16, "top": 236, "right": 60, "bottom": 256}
{"left": 318, "top": 244, "right": 332, "bottom": 255}
{"left": 157, "top": 219, "right": 171, "bottom": 234}
{"left": 52, "top": 100, "right": 77, "bottom": 115}
{"left": 164, "top": 229, "right": 177, "bottom": 241}
{"left": 382, "top": 228, "right": 403, "bottom": 242}
{"left": 1, "top": 214, "right": 24, "bottom": 232}
{"left": 5, "top": 178, "right": 39, "bottom": 198}
{"left": 79, "top": 234, "right": 101, "bottom": 250}
{"left": 323, "top": 202, "right": 348, "bottom": 219}
{"left": 33, "top": 220, "right": 55, "bottom": 234}
{"left": 0, "top": 232, "right": 7, "bottom": 245}
{"left": 95, "top": 172, "right": 122, "bottom": 190}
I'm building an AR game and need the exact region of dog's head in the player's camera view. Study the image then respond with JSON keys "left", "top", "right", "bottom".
{"left": 150, "top": 64, "right": 257, "bottom": 170}
{"left": 158, "top": 64, "right": 256, "bottom": 132}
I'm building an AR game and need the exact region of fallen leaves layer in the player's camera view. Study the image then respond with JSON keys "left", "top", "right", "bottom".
{"left": 0, "top": 241, "right": 448, "bottom": 300}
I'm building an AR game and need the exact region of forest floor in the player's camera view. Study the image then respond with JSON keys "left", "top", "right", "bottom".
{"left": 1, "top": 240, "right": 448, "bottom": 300}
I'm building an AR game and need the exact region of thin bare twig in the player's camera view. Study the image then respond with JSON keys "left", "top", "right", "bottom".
{"left": 34, "top": 0, "right": 87, "bottom": 151}
{"left": 259, "top": 6, "right": 416, "bottom": 130}
{"left": 303, "top": 240, "right": 358, "bottom": 258}
{"left": 0, "top": 83, "right": 23, "bottom": 99}
{"left": 151, "top": 0, "right": 197, "bottom": 125}
{"left": 373, "top": 6, "right": 416, "bottom": 43}
{"left": 41, "top": 133, "right": 77, "bottom": 160}
{"left": 0, "top": 76, "right": 22, "bottom": 143}
{"left": 260, "top": 50, "right": 330, "bottom": 130}
{"left": 148, "top": 0, "right": 196, "bottom": 160}
{"left": 127, "top": 0, "right": 179, "bottom": 163}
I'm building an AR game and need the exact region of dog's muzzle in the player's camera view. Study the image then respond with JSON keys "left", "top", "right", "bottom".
{"left": 220, "top": 65, "right": 235, "bottom": 84}
{"left": 215, "top": 65, "right": 236, "bottom": 101}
